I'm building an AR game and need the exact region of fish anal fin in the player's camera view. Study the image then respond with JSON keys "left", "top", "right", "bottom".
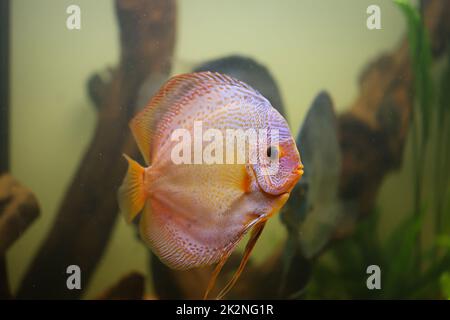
{"left": 139, "top": 197, "right": 223, "bottom": 271}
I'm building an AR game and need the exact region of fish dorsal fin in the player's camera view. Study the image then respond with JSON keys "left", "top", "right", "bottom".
{"left": 130, "top": 72, "right": 262, "bottom": 164}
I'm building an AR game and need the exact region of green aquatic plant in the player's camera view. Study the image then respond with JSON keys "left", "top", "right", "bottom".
{"left": 305, "top": 206, "right": 450, "bottom": 299}
{"left": 303, "top": 0, "right": 450, "bottom": 299}
{"left": 396, "top": 0, "right": 450, "bottom": 264}
{"left": 440, "top": 273, "right": 450, "bottom": 300}
{"left": 394, "top": 0, "right": 433, "bottom": 267}
{"left": 395, "top": 0, "right": 450, "bottom": 264}
{"left": 433, "top": 47, "right": 450, "bottom": 240}
{"left": 395, "top": 0, "right": 433, "bottom": 141}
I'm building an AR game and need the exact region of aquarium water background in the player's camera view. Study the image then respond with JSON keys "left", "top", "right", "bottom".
{"left": 7, "top": 0, "right": 445, "bottom": 299}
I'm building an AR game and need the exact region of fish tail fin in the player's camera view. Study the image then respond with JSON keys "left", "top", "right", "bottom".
{"left": 118, "top": 154, "right": 147, "bottom": 223}
{"left": 216, "top": 221, "right": 267, "bottom": 300}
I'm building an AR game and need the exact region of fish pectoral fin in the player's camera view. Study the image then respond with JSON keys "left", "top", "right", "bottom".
{"left": 118, "top": 154, "right": 146, "bottom": 223}
{"left": 203, "top": 220, "right": 267, "bottom": 300}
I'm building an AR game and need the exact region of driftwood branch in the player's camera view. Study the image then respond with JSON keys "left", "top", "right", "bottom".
{"left": 0, "top": 256, "right": 10, "bottom": 299}
{"left": 95, "top": 272, "right": 145, "bottom": 300}
{"left": 0, "top": 174, "right": 40, "bottom": 299}
{"left": 0, "top": 174, "right": 40, "bottom": 254}
{"left": 17, "top": 0, "right": 176, "bottom": 299}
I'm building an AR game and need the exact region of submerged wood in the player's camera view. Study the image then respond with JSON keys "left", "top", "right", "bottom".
{"left": 0, "top": 174, "right": 40, "bottom": 254}
{"left": 0, "top": 174, "right": 40, "bottom": 299}
{"left": 17, "top": 0, "right": 176, "bottom": 299}
{"left": 96, "top": 272, "right": 145, "bottom": 300}
{"left": 0, "top": 256, "right": 9, "bottom": 299}
{"left": 0, "top": 0, "right": 11, "bottom": 300}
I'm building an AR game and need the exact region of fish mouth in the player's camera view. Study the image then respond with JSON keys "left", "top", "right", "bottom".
{"left": 277, "top": 162, "right": 304, "bottom": 193}
{"left": 282, "top": 165, "right": 303, "bottom": 193}
{"left": 294, "top": 163, "right": 304, "bottom": 177}
{"left": 290, "top": 163, "right": 304, "bottom": 186}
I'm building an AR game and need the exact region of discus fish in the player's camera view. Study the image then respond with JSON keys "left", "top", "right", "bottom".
{"left": 118, "top": 72, "right": 303, "bottom": 299}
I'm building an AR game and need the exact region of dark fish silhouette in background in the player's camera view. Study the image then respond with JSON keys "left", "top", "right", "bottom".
{"left": 279, "top": 91, "right": 355, "bottom": 297}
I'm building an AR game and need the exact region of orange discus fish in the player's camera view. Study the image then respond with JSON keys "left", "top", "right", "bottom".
{"left": 118, "top": 72, "right": 303, "bottom": 299}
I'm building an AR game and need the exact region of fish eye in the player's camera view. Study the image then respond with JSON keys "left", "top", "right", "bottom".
{"left": 266, "top": 145, "right": 279, "bottom": 160}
